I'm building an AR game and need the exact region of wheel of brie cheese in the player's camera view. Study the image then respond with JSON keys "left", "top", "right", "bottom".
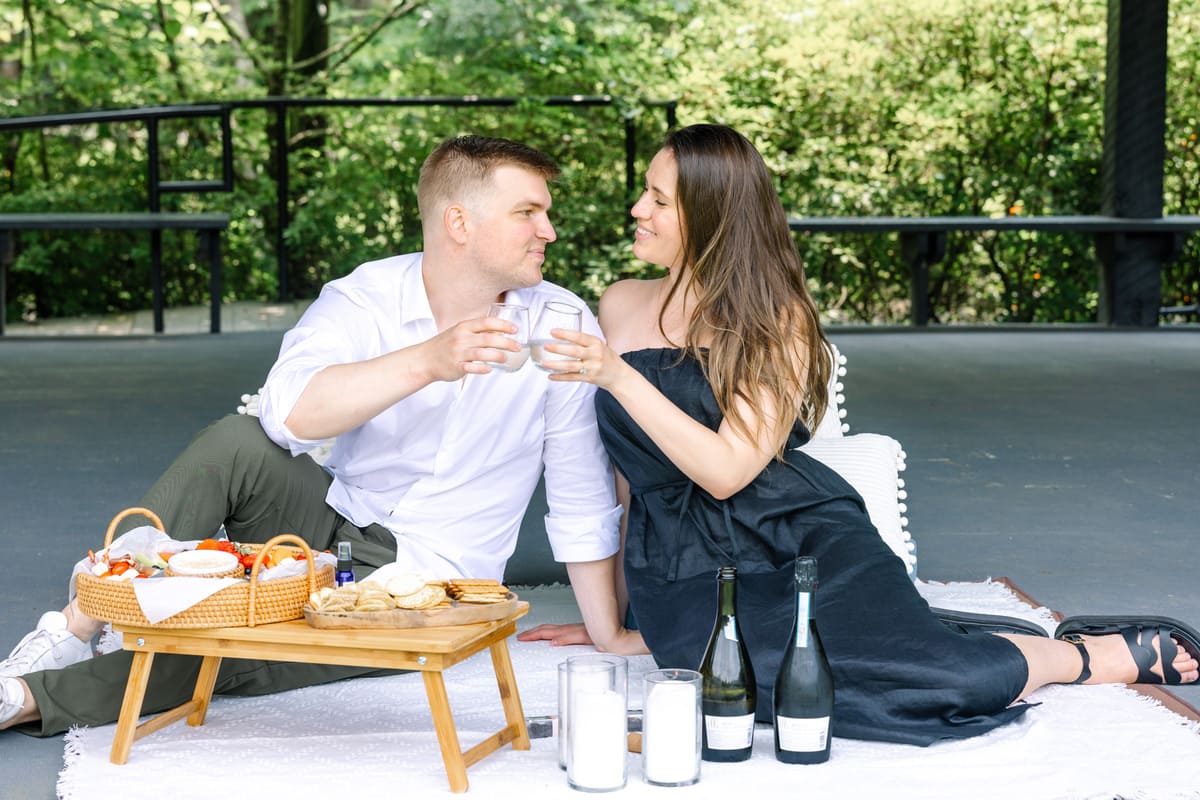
{"left": 165, "top": 549, "right": 241, "bottom": 578}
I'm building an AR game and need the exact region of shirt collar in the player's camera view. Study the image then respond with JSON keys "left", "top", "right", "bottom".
{"left": 400, "top": 253, "right": 436, "bottom": 327}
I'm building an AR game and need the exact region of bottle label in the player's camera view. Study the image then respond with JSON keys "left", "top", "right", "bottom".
{"left": 704, "top": 713, "right": 755, "bottom": 749}
{"left": 794, "top": 593, "right": 811, "bottom": 648}
{"left": 776, "top": 715, "right": 829, "bottom": 752}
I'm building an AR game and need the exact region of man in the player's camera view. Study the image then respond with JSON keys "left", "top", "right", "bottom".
{"left": 1, "top": 135, "right": 639, "bottom": 736}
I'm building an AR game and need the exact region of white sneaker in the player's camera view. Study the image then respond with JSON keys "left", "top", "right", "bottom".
{"left": 0, "top": 676, "right": 25, "bottom": 725}
{"left": 0, "top": 611, "right": 93, "bottom": 678}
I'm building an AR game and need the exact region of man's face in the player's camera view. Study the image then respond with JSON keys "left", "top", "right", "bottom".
{"left": 465, "top": 165, "right": 558, "bottom": 290}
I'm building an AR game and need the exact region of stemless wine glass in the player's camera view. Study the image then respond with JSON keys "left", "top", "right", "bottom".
{"left": 531, "top": 301, "right": 583, "bottom": 372}
{"left": 486, "top": 302, "right": 530, "bottom": 372}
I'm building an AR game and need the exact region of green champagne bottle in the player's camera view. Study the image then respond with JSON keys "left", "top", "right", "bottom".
{"left": 772, "top": 556, "right": 834, "bottom": 764}
{"left": 699, "top": 566, "right": 756, "bottom": 762}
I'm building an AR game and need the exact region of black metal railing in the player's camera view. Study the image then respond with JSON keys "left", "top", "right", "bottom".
{"left": 788, "top": 215, "right": 1200, "bottom": 326}
{"left": 0, "top": 96, "right": 678, "bottom": 305}
{"left": 3, "top": 98, "right": 1197, "bottom": 328}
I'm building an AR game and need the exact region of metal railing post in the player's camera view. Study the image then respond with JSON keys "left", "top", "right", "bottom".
{"left": 147, "top": 117, "right": 164, "bottom": 334}
{"left": 275, "top": 104, "right": 289, "bottom": 302}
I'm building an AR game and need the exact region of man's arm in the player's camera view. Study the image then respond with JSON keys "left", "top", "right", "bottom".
{"left": 262, "top": 297, "right": 523, "bottom": 443}
{"left": 285, "top": 316, "right": 519, "bottom": 441}
{"left": 564, "top": 558, "right": 647, "bottom": 655}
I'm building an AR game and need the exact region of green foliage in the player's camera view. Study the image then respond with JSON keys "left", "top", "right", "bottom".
{"left": 1, "top": 0, "right": 1198, "bottom": 325}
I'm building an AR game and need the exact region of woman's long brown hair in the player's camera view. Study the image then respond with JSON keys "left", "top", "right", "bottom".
{"left": 659, "top": 124, "right": 831, "bottom": 453}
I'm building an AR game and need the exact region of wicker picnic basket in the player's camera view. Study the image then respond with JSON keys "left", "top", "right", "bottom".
{"left": 75, "top": 507, "right": 334, "bottom": 629}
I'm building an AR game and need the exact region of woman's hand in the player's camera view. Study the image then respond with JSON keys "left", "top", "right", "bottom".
{"left": 542, "top": 329, "right": 631, "bottom": 390}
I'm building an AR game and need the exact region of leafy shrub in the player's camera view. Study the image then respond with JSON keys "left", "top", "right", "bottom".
{"left": 1, "top": 0, "right": 1196, "bottom": 324}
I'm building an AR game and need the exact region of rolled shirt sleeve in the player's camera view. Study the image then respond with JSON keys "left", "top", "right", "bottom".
{"left": 540, "top": 311, "right": 623, "bottom": 564}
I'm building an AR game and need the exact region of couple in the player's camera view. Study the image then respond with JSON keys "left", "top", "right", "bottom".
{"left": 3, "top": 126, "right": 1198, "bottom": 744}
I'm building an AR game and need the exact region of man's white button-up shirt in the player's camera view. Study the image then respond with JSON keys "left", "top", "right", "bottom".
{"left": 258, "top": 253, "right": 622, "bottom": 580}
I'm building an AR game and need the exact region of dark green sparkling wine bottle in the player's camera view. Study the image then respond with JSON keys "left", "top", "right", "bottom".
{"left": 699, "top": 566, "right": 757, "bottom": 762}
{"left": 772, "top": 556, "right": 834, "bottom": 764}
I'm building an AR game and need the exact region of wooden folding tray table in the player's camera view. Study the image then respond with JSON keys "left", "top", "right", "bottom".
{"left": 108, "top": 602, "right": 531, "bottom": 793}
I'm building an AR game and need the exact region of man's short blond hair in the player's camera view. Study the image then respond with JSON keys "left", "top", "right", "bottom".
{"left": 417, "top": 135, "right": 560, "bottom": 222}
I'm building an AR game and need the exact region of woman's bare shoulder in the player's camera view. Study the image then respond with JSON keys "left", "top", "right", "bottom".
{"left": 602, "top": 277, "right": 660, "bottom": 302}
{"left": 599, "top": 279, "right": 662, "bottom": 353}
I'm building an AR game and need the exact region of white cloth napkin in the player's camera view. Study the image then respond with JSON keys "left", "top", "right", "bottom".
{"left": 129, "top": 576, "right": 244, "bottom": 624}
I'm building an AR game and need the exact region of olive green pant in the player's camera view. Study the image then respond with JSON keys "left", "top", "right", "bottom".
{"left": 22, "top": 415, "right": 402, "bottom": 736}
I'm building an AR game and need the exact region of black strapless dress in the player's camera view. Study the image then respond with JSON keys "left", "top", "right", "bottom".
{"left": 596, "top": 348, "right": 1032, "bottom": 746}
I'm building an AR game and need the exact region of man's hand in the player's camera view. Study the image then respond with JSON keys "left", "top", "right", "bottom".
{"left": 518, "top": 623, "right": 593, "bottom": 647}
{"left": 417, "top": 315, "right": 523, "bottom": 383}
{"left": 518, "top": 622, "right": 648, "bottom": 656}
{"left": 286, "top": 313, "right": 522, "bottom": 440}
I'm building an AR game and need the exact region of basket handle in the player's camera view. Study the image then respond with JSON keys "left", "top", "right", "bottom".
{"left": 246, "top": 533, "right": 318, "bottom": 628}
{"left": 103, "top": 507, "right": 166, "bottom": 547}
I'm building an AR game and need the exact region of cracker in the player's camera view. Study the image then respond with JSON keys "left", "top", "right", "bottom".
{"left": 384, "top": 572, "right": 427, "bottom": 598}
{"left": 394, "top": 584, "right": 448, "bottom": 610}
{"left": 456, "top": 594, "right": 509, "bottom": 604}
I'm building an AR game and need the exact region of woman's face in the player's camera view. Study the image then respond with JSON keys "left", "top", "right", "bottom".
{"left": 630, "top": 148, "right": 685, "bottom": 271}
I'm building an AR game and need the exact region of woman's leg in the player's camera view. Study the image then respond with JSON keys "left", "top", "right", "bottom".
{"left": 1001, "top": 632, "right": 1200, "bottom": 700}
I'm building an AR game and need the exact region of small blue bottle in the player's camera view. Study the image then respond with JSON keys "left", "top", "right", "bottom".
{"left": 335, "top": 541, "right": 355, "bottom": 587}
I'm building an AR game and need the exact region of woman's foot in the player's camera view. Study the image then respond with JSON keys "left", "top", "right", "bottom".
{"left": 1068, "top": 630, "right": 1200, "bottom": 685}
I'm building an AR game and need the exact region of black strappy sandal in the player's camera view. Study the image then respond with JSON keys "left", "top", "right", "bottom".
{"left": 1054, "top": 615, "right": 1200, "bottom": 686}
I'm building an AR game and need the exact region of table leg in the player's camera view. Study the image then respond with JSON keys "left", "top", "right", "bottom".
{"left": 187, "top": 656, "right": 222, "bottom": 726}
{"left": 489, "top": 639, "right": 530, "bottom": 750}
{"left": 423, "top": 670, "right": 469, "bottom": 793}
{"left": 110, "top": 650, "right": 155, "bottom": 765}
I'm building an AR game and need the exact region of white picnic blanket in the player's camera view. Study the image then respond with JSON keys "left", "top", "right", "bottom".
{"left": 57, "top": 581, "right": 1200, "bottom": 800}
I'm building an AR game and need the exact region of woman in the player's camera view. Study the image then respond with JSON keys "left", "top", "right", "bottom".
{"left": 520, "top": 123, "right": 1200, "bottom": 744}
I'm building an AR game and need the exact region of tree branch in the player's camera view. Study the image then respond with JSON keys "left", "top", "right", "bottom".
{"left": 208, "top": 0, "right": 271, "bottom": 80}
{"left": 317, "top": 0, "right": 425, "bottom": 77}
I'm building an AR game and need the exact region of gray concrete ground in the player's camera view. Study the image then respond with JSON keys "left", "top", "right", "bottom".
{"left": 1, "top": 304, "right": 1198, "bottom": 798}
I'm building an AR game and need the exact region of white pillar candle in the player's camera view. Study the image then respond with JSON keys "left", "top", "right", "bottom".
{"left": 565, "top": 655, "right": 628, "bottom": 793}
{"left": 642, "top": 670, "right": 702, "bottom": 786}
{"left": 559, "top": 659, "right": 618, "bottom": 771}
{"left": 569, "top": 688, "right": 627, "bottom": 791}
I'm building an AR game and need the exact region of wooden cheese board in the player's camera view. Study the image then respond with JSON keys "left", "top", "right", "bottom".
{"left": 303, "top": 592, "right": 520, "bottom": 629}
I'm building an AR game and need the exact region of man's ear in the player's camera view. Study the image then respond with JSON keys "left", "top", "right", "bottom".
{"left": 444, "top": 203, "right": 470, "bottom": 245}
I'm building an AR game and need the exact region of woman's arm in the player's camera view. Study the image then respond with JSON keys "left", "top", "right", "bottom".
{"left": 593, "top": 362, "right": 786, "bottom": 499}
{"left": 547, "top": 285, "right": 795, "bottom": 499}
